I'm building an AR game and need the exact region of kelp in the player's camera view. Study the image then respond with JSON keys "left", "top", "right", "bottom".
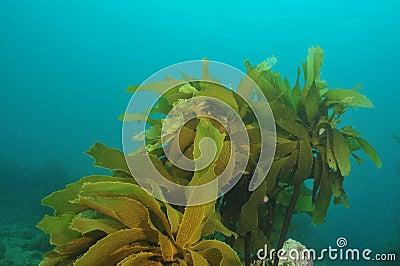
{"left": 85, "top": 142, "right": 131, "bottom": 175}
{"left": 243, "top": 46, "right": 380, "bottom": 218}
{"left": 219, "top": 46, "right": 381, "bottom": 265}
{"left": 37, "top": 178, "right": 240, "bottom": 265}
{"left": 37, "top": 47, "right": 381, "bottom": 266}
{"left": 38, "top": 131, "right": 239, "bottom": 265}
{"left": 238, "top": 46, "right": 380, "bottom": 266}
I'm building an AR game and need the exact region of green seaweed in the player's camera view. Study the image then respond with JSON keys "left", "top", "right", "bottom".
{"left": 38, "top": 179, "right": 240, "bottom": 265}
{"left": 37, "top": 47, "right": 381, "bottom": 266}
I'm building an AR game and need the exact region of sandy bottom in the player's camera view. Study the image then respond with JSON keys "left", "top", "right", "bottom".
{"left": 0, "top": 210, "right": 51, "bottom": 266}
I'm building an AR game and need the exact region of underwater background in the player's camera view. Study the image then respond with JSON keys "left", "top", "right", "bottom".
{"left": 0, "top": 0, "right": 399, "bottom": 265}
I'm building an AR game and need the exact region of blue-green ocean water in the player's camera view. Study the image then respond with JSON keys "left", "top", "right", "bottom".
{"left": 0, "top": 0, "right": 399, "bottom": 265}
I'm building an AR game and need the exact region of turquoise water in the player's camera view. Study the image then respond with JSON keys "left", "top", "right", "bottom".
{"left": 0, "top": 0, "right": 399, "bottom": 265}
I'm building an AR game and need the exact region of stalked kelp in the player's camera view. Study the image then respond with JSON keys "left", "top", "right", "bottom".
{"left": 37, "top": 47, "right": 381, "bottom": 265}
{"left": 223, "top": 47, "right": 381, "bottom": 265}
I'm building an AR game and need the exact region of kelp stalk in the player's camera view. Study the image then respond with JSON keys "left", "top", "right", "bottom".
{"left": 274, "top": 184, "right": 301, "bottom": 266}
{"left": 245, "top": 231, "right": 252, "bottom": 266}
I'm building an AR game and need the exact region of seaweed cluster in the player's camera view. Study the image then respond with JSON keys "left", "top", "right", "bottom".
{"left": 37, "top": 174, "right": 239, "bottom": 265}
{"left": 37, "top": 47, "right": 381, "bottom": 265}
